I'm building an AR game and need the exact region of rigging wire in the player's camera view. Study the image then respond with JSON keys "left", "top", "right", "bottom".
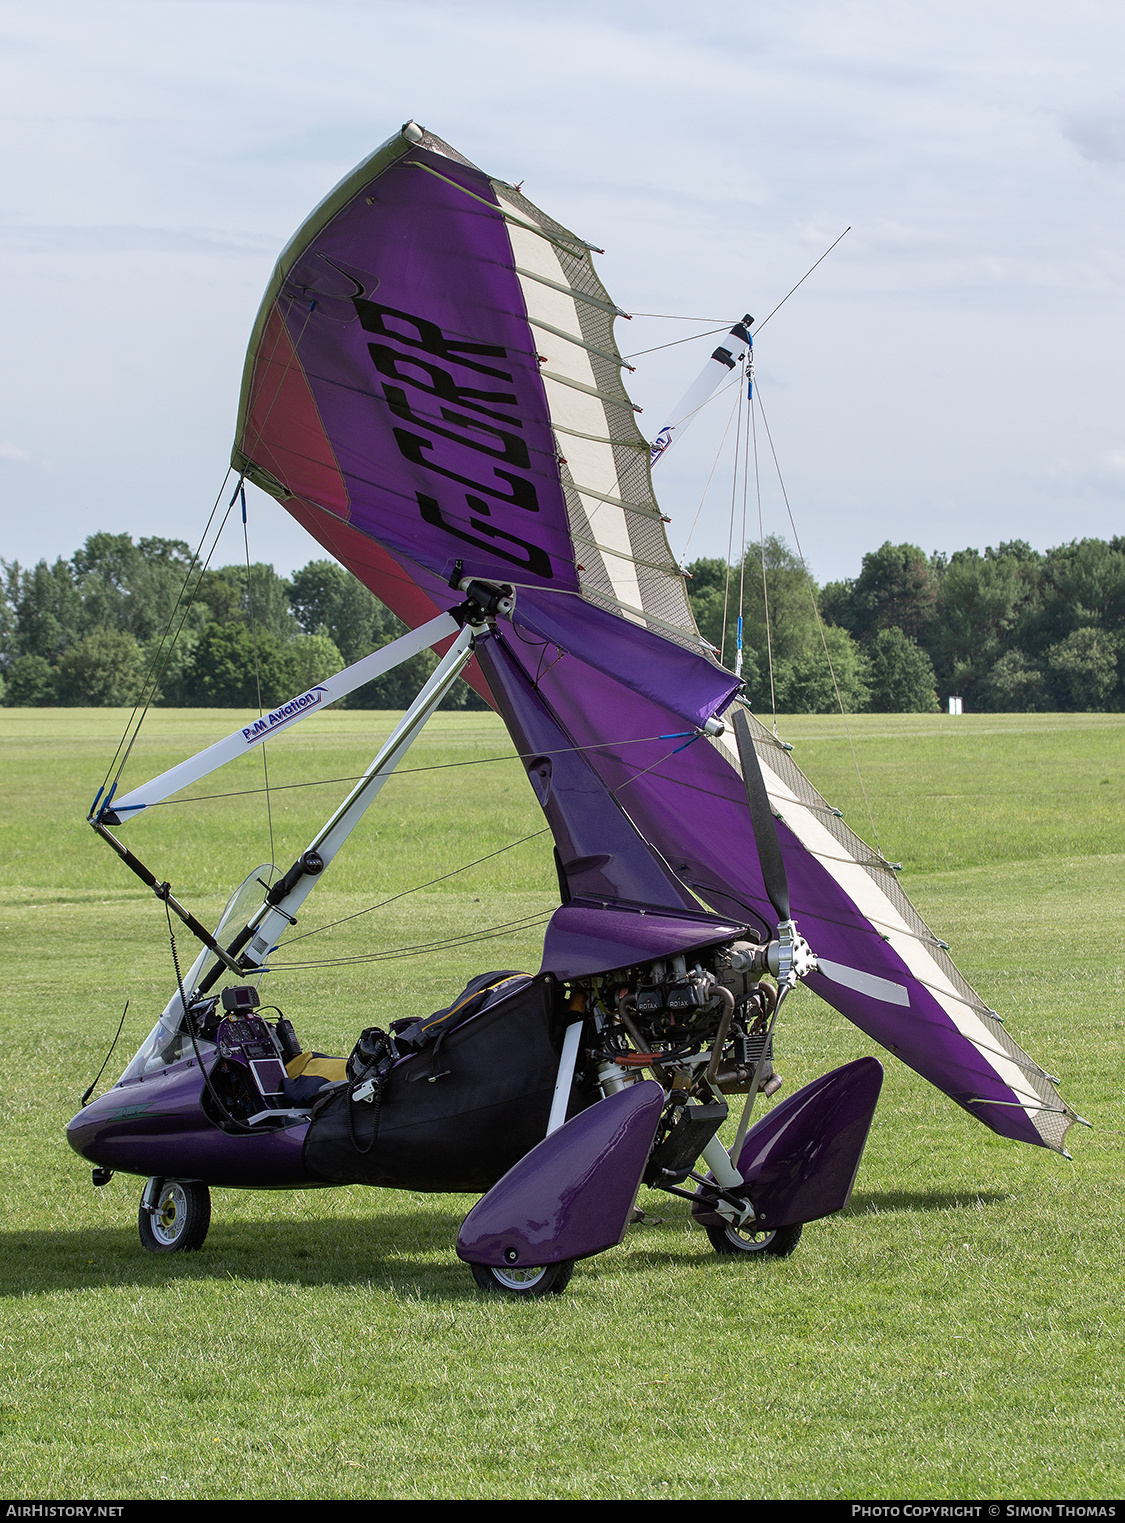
{"left": 240, "top": 485, "right": 276, "bottom": 874}
{"left": 96, "top": 485, "right": 237, "bottom": 809}
{"left": 238, "top": 296, "right": 320, "bottom": 463}
{"left": 606, "top": 732, "right": 710, "bottom": 801}
{"left": 676, "top": 385, "right": 742, "bottom": 568}
{"left": 628, "top": 312, "right": 731, "bottom": 322}
{"left": 719, "top": 356, "right": 747, "bottom": 668}
{"left": 622, "top": 326, "right": 727, "bottom": 360}
{"left": 752, "top": 387, "right": 778, "bottom": 721}
{"left": 79, "top": 999, "right": 130, "bottom": 1107}
{"left": 281, "top": 828, "right": 552, "bottom": 946}
{"left": 94, "top": 476, "right": 230, "bottom": 798}
{"left": 121, "top": 731, "right": 699, "bottom": 811}
{"left": 753, "top": 378, "right": 882, "bottom": 855}
{"left": 751, "top": 228, "right": 851, "bottom": 336}
{"left": 268, "top": 910, "right": 556, "bottom": 971}
{"left": 736, "top": 357, "right": 752, "bottom": 682}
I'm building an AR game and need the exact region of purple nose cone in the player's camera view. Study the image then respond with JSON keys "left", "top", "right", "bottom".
{"left": 457, "top": 1080, "right": 664, "bottom": 1268}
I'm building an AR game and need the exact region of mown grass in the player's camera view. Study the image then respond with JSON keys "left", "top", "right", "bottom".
{"left": 0, "top": 707, "right": 1122, "bottom": 1500}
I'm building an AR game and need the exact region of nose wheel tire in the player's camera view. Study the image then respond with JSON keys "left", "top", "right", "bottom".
{"left": 705, "top": 1220, "right": 802, "bottom": 1257}
{"left": 138, "top": 1180, "right": 211, "bottom": 1253}
{"left": 469, "top": 1260, "right": 574, "bottom": 1297}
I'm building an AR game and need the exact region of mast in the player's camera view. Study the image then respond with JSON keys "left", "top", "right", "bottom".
{"left": 649, "top": 315, "right": 753, "bottom": 466}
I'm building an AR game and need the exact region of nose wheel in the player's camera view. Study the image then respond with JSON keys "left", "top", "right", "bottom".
{"left": 704, "top": 1219, "right": 802, "bottom": 1257}
{"left": 469, "top": 1260, "right": 574, "bottom": 1296}
{"left": 138, "top": 1179, "right": 211, "bottom": 1253}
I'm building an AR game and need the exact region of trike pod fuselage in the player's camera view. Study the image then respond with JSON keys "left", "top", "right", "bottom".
{"left": 66, "top": 1060, "right": 315, "bottom": 1190}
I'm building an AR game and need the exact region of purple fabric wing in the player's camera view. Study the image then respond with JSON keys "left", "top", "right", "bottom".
{"left": 233, "top": 123, "right": 1076, "bottom": 1154}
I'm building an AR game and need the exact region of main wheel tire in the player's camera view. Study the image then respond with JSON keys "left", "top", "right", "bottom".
{"left": 469, "top": 1260, "right": 574, "bottom": 1297}
{"left": 705, "top": 1220, "right": 802, "bottom": 1257}
{"left": 138, "top": 1180, "right": 211, "bottom": 1253}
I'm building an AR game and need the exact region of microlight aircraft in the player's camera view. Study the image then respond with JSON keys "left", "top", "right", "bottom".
{"left": 68, "top": 123, "right": 1077, "bottom": 1295}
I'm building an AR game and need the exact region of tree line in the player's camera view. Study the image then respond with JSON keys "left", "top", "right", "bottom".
{"left": 3, "top": 530, "right": 1123, "bottom": 712}
{"left": 678, "top": 533, "right": 1124, "bottom": 713}
{"left": 0, "top": 533, "right": 485, "bottom": 711}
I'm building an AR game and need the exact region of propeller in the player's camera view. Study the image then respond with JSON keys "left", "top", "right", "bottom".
{"left": 732, "top": 708, "right": 790, "bottom": 925}
{"left": 729, "top": 709, "right": 910, "bottom": 1006}
{"left": 724, "top": 707, "right": 910, "bottom": 1168}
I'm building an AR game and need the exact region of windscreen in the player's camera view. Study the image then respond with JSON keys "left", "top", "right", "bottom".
{"left": 118, "top": 865, "right": 274, "bottom": 1083}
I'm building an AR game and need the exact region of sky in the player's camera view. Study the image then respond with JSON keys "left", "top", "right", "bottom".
{"left": 2, "top": 0, "right": 1123, "bottom": 586}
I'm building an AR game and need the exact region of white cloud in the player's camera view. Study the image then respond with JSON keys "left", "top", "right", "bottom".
{"left": 0, "top": 224, "right": 278, "bottom": 254}
{"left": 1060, "top": 107, "right": 1125, "bottom": 168}
{"left": 1, "top": 1, "right": 1124, "bottom": 578}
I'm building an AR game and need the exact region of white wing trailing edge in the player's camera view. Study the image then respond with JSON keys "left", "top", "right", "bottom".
{"left": 491, "top": 184, "right": 709, "bottom": 651}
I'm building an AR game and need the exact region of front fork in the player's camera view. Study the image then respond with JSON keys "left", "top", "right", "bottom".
{"left": 696, "top": 1126, "right": 753, "bottom": 1226}
{"left": 593, "top": 1061, "right": 756, "bottom": 1229}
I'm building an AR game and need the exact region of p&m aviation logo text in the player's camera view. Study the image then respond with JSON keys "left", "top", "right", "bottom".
{"left": 242, "top": 687, "right": 328, "bottom": 743}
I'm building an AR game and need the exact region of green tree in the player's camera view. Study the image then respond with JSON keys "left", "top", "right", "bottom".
{"left": 979, "top": 650, "right": 1048, "bottom": 712}
{"left": 0, "top": 563, "right": 17, "bottom": 671}
{"left": 69, "top": 532, "right": 207, "bottom": 649}
{"left": 686, "top": 537, "right": 830, "bottom": 710}
{"left": 184, "top": 623, "right": 298, "bottom": 708}
{"left": 1044, "top": 627, "right": 1119, "bottom": 710}
{"left": 1, "top": 654, "right": 58, "bottom": 706}
{"left": 832, "top": 541, "right": 941, "bottom": 645}
{"left": 289, "top": 559, "right": 400, "bottom": 665}
{"left": 196, "top": 564, "right": 297, "bottom": 641}
{"left": 866, "top": 626, "right": 939, "bottom": 712}
{"left": 71, "top": 532, "right": 146, "bottom": 637}
{"left": 287, "top": 633, "right": 343, "bottom": 693}
{"left": 56, "top": 629, "right": 147, "bottom": 706}
{"left": 818, "top": 578, "right": 853, "bottom": 630}
{"left": 3, "top": 557, "right": 82, "bottom": 664}
{"left": 682, "top": 557, "right": 729, "bottom": 654}
{"left": 1032, "top": 539, "right": 1125, "bottom": 659}
{"left": 928, "top": 547, "right": 1040, "bottom": 704}
{"left": 772, "top": 625, "right": 871, "bottom": 714}
{"left": 142, "top": 628, "right": 201, "bottom": 707}
{"left": 194, "top": 567, "right": 245, "bottom": 627}
{"left": 687, "top": 540, "right": 819, "bottom": 668}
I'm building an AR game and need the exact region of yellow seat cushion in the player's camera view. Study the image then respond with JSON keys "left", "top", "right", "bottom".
{"left": 286, "top": 1052, "right": 348, "bottom": 1081}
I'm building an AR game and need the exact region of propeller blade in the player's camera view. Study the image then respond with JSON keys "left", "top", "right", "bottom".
{"left": 817, "top": 960, "right": 910, "bottom": 1006}
{"left": 732, "top": 708, "right": 790, "bottom": 924}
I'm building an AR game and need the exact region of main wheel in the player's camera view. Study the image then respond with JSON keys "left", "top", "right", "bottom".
{"left": 138, "top": 1180, "right": 211, "bottom": 1253}
{"left": 705, "top": 1220, "right": 802, "bottom": 1257}
{"left": 469, "top": 1260, "right": 574, "bottom": 1297}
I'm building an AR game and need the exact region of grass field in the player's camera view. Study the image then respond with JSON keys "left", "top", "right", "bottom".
{"left": 0, "top": 707, "right": 1122, "bottom": 1500}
